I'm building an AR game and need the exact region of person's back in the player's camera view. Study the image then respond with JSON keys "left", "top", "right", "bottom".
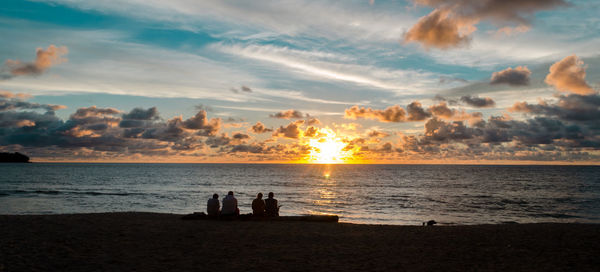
{"left": 206, "top": 194, "right": 220, "bottom": 216}
{"left": 221, "top": 191, "right": 238, "bottom": 216}
{"left": 252, "top": 193, "right": 266, "bottom": 216}
{"left": 265, "top": 192, "right": 279, "bottom": 217}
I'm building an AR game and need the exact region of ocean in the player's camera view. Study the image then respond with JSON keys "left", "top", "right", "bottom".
{"left": 1, "top": 163, "right": 599, "bottom": 225}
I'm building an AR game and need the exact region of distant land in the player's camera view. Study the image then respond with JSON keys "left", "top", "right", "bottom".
{"left": 0, "top": 152, "right": 30, "bottom": 163}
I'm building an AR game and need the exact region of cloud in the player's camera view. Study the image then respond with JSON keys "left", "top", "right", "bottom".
{"left": 404, "top": 9, "right": 473, "bottom": 49}
{"left": 303, "top": 126, "right": 319, "bottom": 138}
{"left": 427, "top": 102, "right": 454, "bottom": 119}
{"left": 509, "top": 94, "right": 600, "bottom": 122}
{"left": 406, "top": 101, "right": 432, "bottom": 121}
{"left": 367, "top": 130, "right": 389, "bottom": 138}
{"left": 0, "top": 91, "right": 31, "bottom": 100}
{"left": 122, "top": 107, "right": 159, "bottom": 120}
{"left": 119, "top": 107, "right": 160, "bottom": 128}
{"left": 250, "top": 122, "right": 272, "bottom": 133}
{"left": 490, "top": 66, "right": 531, "bottom": 86}
{"left": 307, "top": 118, "right": 321, "bottom": 126}
{"left": 72, "top": 106, "right": 121, "bottom": 118}
{"left": 182, "top": 110, "right": 222, "bottom": 136}
{"left": 270, "top": 109, "right": 306, "bottom": 119}
{"left": 460, "top": 95, "right": 496, "bottom": 108}
{"left": 545, "top": 55, "right": 596, "bottom": 95}
{"left": 273, "top": 120, "right": 305, "bottom": 139}
{"left": 404, "top": 0, "right": 567, "bottom": 49}
{"left": 3, "top": 45, "right": 68, "bottom": 78}
{"left": 0, "top": 91, "right": 66, "bottom": 112}
{"left": 344, "top": 105, "right": 406, "bottom": 122}
{"left": 217, "top": 43, "right": 436, "bottom": 93}
{"left": 428, "top": 102, "right": 483, "bottom": 124}
{"left": 230, "top": 85, "right": 253, "bottom": 93}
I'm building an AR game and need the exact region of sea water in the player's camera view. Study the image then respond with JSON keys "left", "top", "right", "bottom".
{"left": 1, "top": 163, "right": 599, "bottom": 225}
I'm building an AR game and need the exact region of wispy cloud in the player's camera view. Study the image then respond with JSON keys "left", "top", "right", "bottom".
{"left": 216, "top": 43, "right": 437, "bottom": 93}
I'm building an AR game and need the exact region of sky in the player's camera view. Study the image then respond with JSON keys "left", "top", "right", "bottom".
{"left": 0, "top": 0, "right": 599, "bottom": 163}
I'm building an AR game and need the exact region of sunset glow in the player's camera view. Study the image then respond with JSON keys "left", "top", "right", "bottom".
{"left": 306, "top": 128, "right": 355, "bottom": 164}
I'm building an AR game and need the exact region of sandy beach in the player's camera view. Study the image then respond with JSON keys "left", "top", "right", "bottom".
{"left": 1, "top": 213, "right": 599, "bottom": 271}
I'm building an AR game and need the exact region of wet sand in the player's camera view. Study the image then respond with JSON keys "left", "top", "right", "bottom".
{"left": 1, "top": 212, "right": 599, "bottom": 271}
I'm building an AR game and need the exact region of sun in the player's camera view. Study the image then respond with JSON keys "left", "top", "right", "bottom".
{"left": 305, "top": 128, "right": 355, "bottom": 164}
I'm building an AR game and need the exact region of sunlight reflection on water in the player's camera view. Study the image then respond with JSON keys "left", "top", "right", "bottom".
{"left": 1, "top": 163, "right": 599, "bottom": 225}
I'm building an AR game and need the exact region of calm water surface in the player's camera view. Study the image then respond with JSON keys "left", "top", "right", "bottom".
{"left": 1, "top": 163, "right": 599, "bottom": 225}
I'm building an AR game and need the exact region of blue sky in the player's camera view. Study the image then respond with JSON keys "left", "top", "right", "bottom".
{"left": 0, "top": 0, "right": 599, "bottom": 163}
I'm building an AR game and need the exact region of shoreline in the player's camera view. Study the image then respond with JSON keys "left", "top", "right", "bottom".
{"left": 2, "top": 211, "right": 596, "bottom": 226}
{"left": 11, "top": 161, "right": 600, "bottom": 166}
{"left": 2, "top": 212, "right": 599, "bottom": 271}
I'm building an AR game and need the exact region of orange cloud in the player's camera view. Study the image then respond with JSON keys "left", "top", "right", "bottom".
{"left": 344, "top": 105, "right": 406, "bottom": 122}
{"left": 545, "top": 55, "right": 596, "bottom": 95}
{"left": 404, "top": 0, "right": 566, "bottom": 49}
{"left": 250, "top": 121, "right": 272, "bottom": 133}
{"left": 269, "top": 109, "right": 306, "bottom": 119}
{"left": 4, "top": 45, "right": 68, "bottom": 77}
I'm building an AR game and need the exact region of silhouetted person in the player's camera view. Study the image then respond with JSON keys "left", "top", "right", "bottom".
{"left": 252, "top": 193, "right": 266, "bottom": 216}
{"left": 221, "top": 191, "right": 239, "bottom": 216}
{"left": 207, "top": 193, "right": 220, "bottom": 217}
{"left": 265, "top": 192, "right": 279, "bottom": 217}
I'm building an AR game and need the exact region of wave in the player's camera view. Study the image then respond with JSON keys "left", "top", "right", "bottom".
{"left": 0, "top": 190, "right": 140, "bottom": 197}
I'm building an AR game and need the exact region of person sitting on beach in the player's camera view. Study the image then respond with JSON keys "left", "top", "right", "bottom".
{"left": 221, "top": 191, "right": 239, "bottom": 216}
{"left": 252, "top": 193, "right": 266, "bottom": 216}
{"left": 265, "top": 192, "right": 279, "bottom": 217}
{"left": 207, "top": 193, "right": 220, "bottom": 217}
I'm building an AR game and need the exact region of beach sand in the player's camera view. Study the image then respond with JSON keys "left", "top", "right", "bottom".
{"left": 1, "top": 213, "right": 599, "bottom": 271}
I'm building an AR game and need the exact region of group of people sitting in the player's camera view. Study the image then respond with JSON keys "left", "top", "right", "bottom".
{"left": 206, "top": 191, "right": 279, "bottom": 217}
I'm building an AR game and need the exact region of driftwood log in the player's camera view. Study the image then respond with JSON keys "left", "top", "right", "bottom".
{"left": 182, "top": 212, "right": 338, "bottom": 222}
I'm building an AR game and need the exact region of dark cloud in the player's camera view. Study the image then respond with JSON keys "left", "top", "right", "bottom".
{"left": 460, "top": 95, "right": 496, "bottom": 108}
{"left": 182, "top": 110, "right": 221, "bottom": 136}
{"left": 119, "top": 107, "right": 159, "bottom": 128}
{"left": 250, "top": 122, "right": 272, "bottom": 133}
{"left": 270, "top": 109, "right": 306, "bottom": 119}
{"left": 344, "top": 105, "right": 406, "bottom": 122}
{"left": 2, "top": 45, "right": 68, "bottom": 79}
{"left": 433, "top": 94, "right": 459, "bottom": 105}
{"left": 545, "top": 55, "right": 596, "bottom": 95}
{"left": 490, "top": 66, "right": 531, "bottom": 86}
{"left": 72, "top": 106, "right": 120, "bottom": 118}
{"left": 428, "top": 102, "right": 454, "bottom": 119}
{"left": 428, "top": 102, "right": 482, "bottom": 123}
{"left": 232, "top": 132, "right": 250, "bottom": 140}
{"left": 406, "top": 101, "right": 432, "bottom": 121}
{"left": 230, "top": 85, "right": 253, "bottom": 93}
{"left": 439, "top": 76, "right": 468, "bottom": 85}
{"left": 122, "top": 107, "right": 159, "bottom": 120}
{"left": 404, "top": 0, "right": 567, "bottom": 49}
{"left": 423, "top": 118, "right": 474, "bottom": 142}
{"left": 273, "top": 120, "right": 304, "bottom": 139}
{"left": 509, "top": 94, "right": 600, "bottom": 122}
{"left": 0, "top": 99, "right": 66, "bottom": 112}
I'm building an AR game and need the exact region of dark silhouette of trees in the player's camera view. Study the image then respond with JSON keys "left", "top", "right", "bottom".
{"left": 0, "top": 152, "right": 30, "bottom": 163}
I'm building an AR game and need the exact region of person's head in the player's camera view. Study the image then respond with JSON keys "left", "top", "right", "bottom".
{"left": 228, "top": 191, "right": 234, "bottom": 196}
{"left": 268, "top": 192, "right": 274, "bottom": 199}
{"left": 213, "top": 193, "right": 218, "bottom": 199}
{"left": 257, "top": 193, "right": 263, "bottom": 199}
